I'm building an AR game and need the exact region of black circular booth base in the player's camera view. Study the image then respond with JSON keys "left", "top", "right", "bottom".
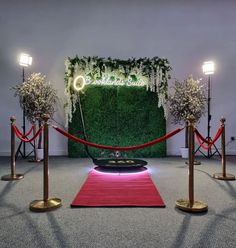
{"left": 93, "top": 158, "right": 147, "bottom": 169}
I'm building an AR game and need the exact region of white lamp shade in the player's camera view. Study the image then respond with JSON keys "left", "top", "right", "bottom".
{"left": 202, "top": 61, "right": 215, "bottom": 75}
{"left": 19, "top": 53, "right": 32, "bottom": 67}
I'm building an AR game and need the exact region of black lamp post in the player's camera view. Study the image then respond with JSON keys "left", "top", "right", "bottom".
{"left": 195, "top": 61, "right": 221, "bottom": 158}
{"left": 15, "top": 53, "right": 32, "bottom": 159}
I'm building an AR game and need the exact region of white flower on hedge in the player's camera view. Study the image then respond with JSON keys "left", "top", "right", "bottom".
{"left": 65, "top": 59, "right": 70, "bottom": 73}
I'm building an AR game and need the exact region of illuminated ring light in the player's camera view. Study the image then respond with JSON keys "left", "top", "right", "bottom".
{"left": 73, "top": 75, "right": 86, "bottom": 92}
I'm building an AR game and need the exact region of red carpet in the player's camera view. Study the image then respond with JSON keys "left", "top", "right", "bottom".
{"left": 71, "top": 169, "right": 165, "bottom": 207}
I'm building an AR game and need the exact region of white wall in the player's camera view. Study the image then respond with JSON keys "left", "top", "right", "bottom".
{"left": 1, "top": 0, "right": 236, "bottom": 156}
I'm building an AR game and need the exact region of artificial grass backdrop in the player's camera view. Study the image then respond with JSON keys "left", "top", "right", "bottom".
{"left": 68, "top": 85, "right": 166, "bottom": 158}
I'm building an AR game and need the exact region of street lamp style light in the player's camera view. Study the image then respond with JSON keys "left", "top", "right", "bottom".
{"left": 202, "top": 61, "right": 214, "bottom": 75}
{"left": 203, "top": 61, "right": 214, "bottom": 156}
{"left": 16, "top": 53, "right": 33, "bottom": 159}
{"left": 196, "top": 61, "right": 220, "bottom": 158}
{"left": 19, "top": 53, "right": 32, "bottom": 67}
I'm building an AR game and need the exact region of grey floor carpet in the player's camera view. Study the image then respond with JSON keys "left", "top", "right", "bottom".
{"left": 0, "top": 156, "right": 236, "bottom": 248}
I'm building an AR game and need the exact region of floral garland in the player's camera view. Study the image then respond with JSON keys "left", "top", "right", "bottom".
{"left": 64, "top": 56, "right": 171, "bottom": 124}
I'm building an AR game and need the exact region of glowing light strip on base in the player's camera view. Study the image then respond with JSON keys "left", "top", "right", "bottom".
{"left": 93, "top": 167, "right": 148, "bottom": 175}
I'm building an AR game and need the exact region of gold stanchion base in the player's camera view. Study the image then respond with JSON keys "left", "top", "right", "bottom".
{"left": 1, "top": 174, "right": 24, "bottom": 181}
{"left": 29, "top": 198, "right": 62, "bottom": 212}
{"left": 185, "top": 160, "right": 201, "bottom": 165}
{"left": 175, "top": 199, "right": 208, "bottom": 213}
{"left": 213, "top": 173, "right": 235, "bottom": 181}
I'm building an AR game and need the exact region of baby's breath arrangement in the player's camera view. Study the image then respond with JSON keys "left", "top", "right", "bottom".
{"left": 169, "top": 75, "right": 206, "bottom": 124}
{"left": 13, "top": 73, "right": 57, "bottom": 122}
{"left": 168, "top": 75, "right": 207, "bottom": 147}
{"left": 13, "top": 73, "right": 57, "bottom": 148}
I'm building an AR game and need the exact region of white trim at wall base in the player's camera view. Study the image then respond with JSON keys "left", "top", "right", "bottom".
{"left": 0, "top": 150, "right": 68, "bottom": 157}
{"left": 225, "top": 151, "right": 236, "bottom": 156}
{"left": 167, "top": 149, "right": 183, "bottom": 156}
{"left": 49, "top": 150, "right": 68, "bottom": 156}
{"left": 0, "top": 152, "right": 10, "bottom": 156}
{"left": 1, "top": 150, "right": 236, "bottom": 157}
{"left": 167, "top": 149, "right": 236, "bottom": 156}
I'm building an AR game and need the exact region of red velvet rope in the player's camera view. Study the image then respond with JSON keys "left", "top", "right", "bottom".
{"left": 53, "top": 126, "right": 184, "bottom": 151}
{"left": 14, "top": 124, "right": 35, "bottom": 137}
{"left": 194, "top": 127, "right": 221, "bottom": 145}
{"left": 13, "top": 125, "right": 43, "bottom": 143}
{"left": 195, "top": 127, "right": 223, "bottom": 150}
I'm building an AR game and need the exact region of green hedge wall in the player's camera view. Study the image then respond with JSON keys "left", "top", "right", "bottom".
{"left": 68, "top": 85, "right": 166, "bottom": 158}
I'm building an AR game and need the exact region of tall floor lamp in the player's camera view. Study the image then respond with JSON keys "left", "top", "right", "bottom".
{"left": 195, "top": 61, "right": 221, "bottom": 158}
{"left": 15, "top": 53, "right": 33, "bottom": 159}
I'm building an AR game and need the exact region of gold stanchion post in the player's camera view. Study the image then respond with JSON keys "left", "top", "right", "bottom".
{"left": 33, "top": 121, "right": 37, "bottom": 161}
{"left": 1, "top": 117, "right": 24, "bottom": 181}
{"left": 175, "top": 116, "right": 208, "bottom": 213}
{"left": 185, "top": 119, "right": 201, "bottom": 165}
{"left": 28, "top": 119, "right": 39, "bottom": 162}
{"left": 29, "top": 114, "right": 62, "bottom": 212}
{"left": 213, "top": 118, "right": 235, "bottom": 180}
